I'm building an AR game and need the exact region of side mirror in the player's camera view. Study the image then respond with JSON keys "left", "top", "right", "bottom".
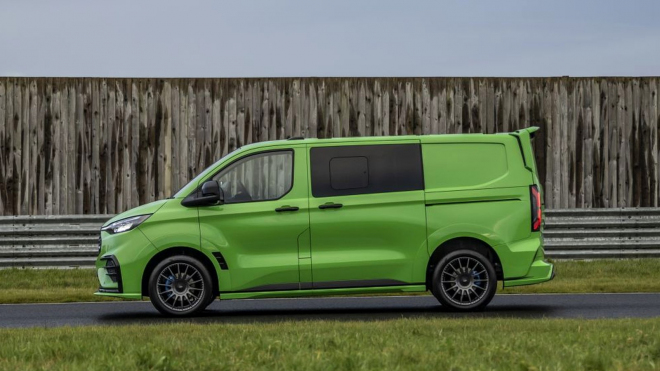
{"left": 201, "top": 180, "right": 222, "bottom": 198}
{"left": 181, "top": 180, "right": 223, "bottom": 207}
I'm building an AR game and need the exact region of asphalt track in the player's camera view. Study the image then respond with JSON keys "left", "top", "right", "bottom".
{"left": 0, "top": 293, "right": 659, "bottom": 328}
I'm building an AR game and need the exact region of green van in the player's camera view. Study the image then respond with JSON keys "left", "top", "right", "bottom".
{"left": 96, "top": 127, "right": 553, "bottom": 316}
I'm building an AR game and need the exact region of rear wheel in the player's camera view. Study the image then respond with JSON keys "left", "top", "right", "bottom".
{"left": 431, "top": 249, "right": 497, "bottom": 311}
{"left": 148, "top": 255, "right": 213, "bottom": 316}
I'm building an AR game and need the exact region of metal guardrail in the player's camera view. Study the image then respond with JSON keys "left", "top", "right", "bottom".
{"left": 1, "top": 208, "right": 660, "bottom": 268}
{"left": 0, "top": 215, "right": 111, "bottom": 268}
{"left": 543, "top": 208, "right": 660, "bottom": 259}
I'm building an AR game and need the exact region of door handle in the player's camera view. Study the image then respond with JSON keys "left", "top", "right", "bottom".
{"left": 275, "top": 206, "right": 299, "bottom": 212}
{"left": 318, "top": 203, "right": 343, "bottom": 210}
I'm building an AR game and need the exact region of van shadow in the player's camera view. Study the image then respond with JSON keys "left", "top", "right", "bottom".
{"left": 96, "top": 302, "right": 555, "bottom": 325}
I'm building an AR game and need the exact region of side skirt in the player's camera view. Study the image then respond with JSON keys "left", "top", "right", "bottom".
{"left": 219, "top": 284, "right": 427, "bottom": 300}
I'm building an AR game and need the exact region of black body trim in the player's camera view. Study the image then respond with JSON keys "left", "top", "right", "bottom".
{"left": 275, "top": 206, "right": 299, "bottom": 212}
{"left": 311, "top": 279, "right": 411, "bottom": 289}
{"left": 237, "top": 283, "right": 301, "bottom": 292}
{"left": 425, "top": 198, "right": 521, "bottom": 207}
{"left": 212, "top": 252, "right": 229, "bottom": 270}
{"left": 222, "top": 279, "right": 420, "bottom": 293}
{"left": 509, "top": 133, "right": 528, "bottom": 167}
{"left": 318, "top": 203, "right": 343, "bottom": 209}
{"left": 98, "top": 288, "right": 121, "bottom": 294}
{"left": 99, "top": 255, "right": 123, "bottom": 293}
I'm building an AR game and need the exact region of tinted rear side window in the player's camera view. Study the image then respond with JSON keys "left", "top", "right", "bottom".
{"left": 310, "top": 144, "right": 423, "bottom": 197}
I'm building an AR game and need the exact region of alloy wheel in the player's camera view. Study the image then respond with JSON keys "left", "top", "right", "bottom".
{"left": 155, "top": 262, "right": 206, "bottom": 312}
{"left": 439, "top": 256, "right": 490, "bottom": 306}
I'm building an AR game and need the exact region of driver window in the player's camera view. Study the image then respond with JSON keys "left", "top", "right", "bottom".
{"left": 212, "top": 151, "right": 293, "bottom": 204}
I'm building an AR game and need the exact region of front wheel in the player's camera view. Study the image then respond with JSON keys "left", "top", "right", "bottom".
{"left": 431, "top": 249, "right": 497, "bottom": 311}
{"left": 148, "top": 255, "right": 213, "bottom": 316}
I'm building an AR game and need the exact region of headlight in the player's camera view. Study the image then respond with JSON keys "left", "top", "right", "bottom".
{"left": 101, "top": 215, "right": 151, "bottom": 234}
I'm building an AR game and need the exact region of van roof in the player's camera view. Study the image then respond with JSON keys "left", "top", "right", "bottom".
{"left": 242, "top": 127, "right": 539, "bottom": 149}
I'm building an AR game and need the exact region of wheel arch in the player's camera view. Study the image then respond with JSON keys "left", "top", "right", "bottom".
{"left": 141, "top": 246, "right": 220, "bottom": 297}
{"left": 425, "top": 237, "right": 503, "bottom": 290}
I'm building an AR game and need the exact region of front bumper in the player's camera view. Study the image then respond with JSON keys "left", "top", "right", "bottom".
{"left": 95, "top": 227, "right": 158, "bottom": 298}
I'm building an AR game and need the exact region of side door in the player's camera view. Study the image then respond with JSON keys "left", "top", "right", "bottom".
{"left": 308, "top": 141, "right": 428, "bottom": 288}
{"left": 198, "top": 146, "right": 309, "bottom": 292}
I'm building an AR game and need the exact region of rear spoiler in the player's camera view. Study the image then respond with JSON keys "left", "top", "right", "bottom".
{"left": 509, "top": 126, "right": 539, "bottom": 173}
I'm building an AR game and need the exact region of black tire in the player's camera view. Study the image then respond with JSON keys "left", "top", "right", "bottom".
{"left": 148, "top": 255, "right": 213, "bottom": 316}
{"left": 431, "top": 249, "right": 497, "bottom": 311}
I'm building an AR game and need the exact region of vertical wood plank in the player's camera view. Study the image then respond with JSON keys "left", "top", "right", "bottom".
{"left": 566, "top": 80, "right": 576, "bottom": 208}
{"left": 44, "top": 79, "right": 55, "bottom": 215}
{"left": 641, "top": 80, "right": 651, "bottom": 206}
{"left": 69, "top": 79, "right": 77, "bottom": 213}
{"left": 90, "top": 79, "right": 100, "bottom": 213}
{"left": 59, "top": 80, "right": 69, "bottom": 213}
{"left": 0, "top": 80, "right": 6, "bottom": 214}
{"left": 178, "top": 79, "right": 188, "bottom": 185}
{"left": 147, "top": 79, "right": 156, "bottom": 202}
{"left": 74, "top": 80, "right": 84, "bottom": 213}
{"left": 130, "top": 80, "right": 139, "bottom": 209}
{"left": 28, "top": 79, "right": 38, "bottom": 214}
{"left": 19, "top": 79, "right": 29, "bottom": 214}
{"left": 551, "top": 81, "right": 561, "bottom": 208}
{"left": 582, "top": 79, "right": 593, "bottom": 208}
{"left": 607, "top": 81, "right": 618, "bottom": 208}
{"left": 170, "top": 79, "right": 180, "bottom": 192}
{"left": 541, "top": 80, "right": 552, "bottom": 207}
{"left": 116, "top": 79, "right": 127, "bottom": 212}
{"left": 649, "top": 78, "right": 660, "bottom": 207}
{"left": 187, "top": 80, "right": 197, "bottom": 178}
{"left": 106, "top": 79, "right": 115, "bottom": 214}
{"left": 162, "top": 80, "right": 172, "bottom": 198}
{"left": 6, "top": 80, "right": 16, "bottom": 214}
{"left": 617, "top": 81, "right": 627, "bottom": 207}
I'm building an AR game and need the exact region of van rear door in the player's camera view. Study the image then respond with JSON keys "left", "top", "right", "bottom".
{"left": 510, "top": 127, "right": 541, "bottom": 192}
{"left": 510, "top": 126, "right": 543, "bottom": 231}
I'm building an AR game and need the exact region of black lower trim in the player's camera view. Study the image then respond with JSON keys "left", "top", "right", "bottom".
{"left": 100, "top": 255, "right": 123, "bottom": 293}
{"left": 239, "top": 282, "right": 300, "bottom": 292}
{"left": 98, "top": 287, "right": 121, "bottom": 294}
{"left": 224, "top": 279, "right": 420, "bottom": 294}
{"left": 311, "top": 279, "right": 410, "bottom": 289}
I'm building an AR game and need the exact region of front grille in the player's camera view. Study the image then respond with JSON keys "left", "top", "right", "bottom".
{"left": 98, "top": 234, "right": 102, "bottom": 254}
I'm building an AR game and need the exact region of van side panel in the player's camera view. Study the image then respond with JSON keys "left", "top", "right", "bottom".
{"left": 422, "top": 136, "right": 532, "bottom": 192}
{"left": 421, "top": 136, "right": 538, "bottom": 280}
{"left": 424, "top": 192, "right": 535, "bottom": 279}
{"left": 423, "top": 143, "right": 509, "bottom": 190}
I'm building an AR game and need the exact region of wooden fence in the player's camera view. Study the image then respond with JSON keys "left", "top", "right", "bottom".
{"left": 0, "top": 77, "right": 658, "bottom": 215}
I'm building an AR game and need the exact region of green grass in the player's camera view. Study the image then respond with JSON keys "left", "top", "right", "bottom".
{"left": 0, "top": 268, "right": 119, "bottom": 304}
{"left": 1, "top": 259, "right": 660, "bottom": 304}
{"left": 500, "top": 258, "right": 660, "bottom": 294}
{"left": 0, "top": 318, "right": 659, "bottom": 370}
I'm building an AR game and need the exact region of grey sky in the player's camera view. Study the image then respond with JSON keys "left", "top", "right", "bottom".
{"left": 1, "top": 0, "right": 658, "bottom": 77}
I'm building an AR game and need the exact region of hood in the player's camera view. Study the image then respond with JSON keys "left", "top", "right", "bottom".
{"left": 102, "top": 199, "right": 170, "bottom": 227}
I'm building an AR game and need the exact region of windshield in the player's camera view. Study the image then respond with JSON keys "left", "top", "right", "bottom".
{"left": 171, "top": 148, "right": 240, "bottom": 198}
